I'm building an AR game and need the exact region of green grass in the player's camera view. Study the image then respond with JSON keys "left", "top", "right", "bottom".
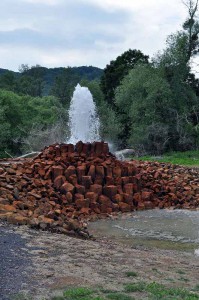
{"left": 146, "top": 282, "right": 199, "bottom": 299}
{"left": 106, "top": 293, "right": 134, "bottom": 300}
{"left": 193, "top": 285, "right": 199, "bottom": 292}
{"left": 134, "top": 150, "right": 199, "bottom": 166}
{"left": 13, "top": 279, "right": 199, "bottom": 300}
{"left": 50, "top": 282, "right": 199, "bottom": 300}
{"left": 176, "top": 269, "right": 186, "bottom": 275}
{"left": 178, "top": 277, "right": 190, "bottom": 282}
{"left": 124, "top": 282, "right": 146, "bottom": 292}
{"left": 62, "top": 287, "right": 95, "bottom": 299}
{"left": 125, "top": 271, "right": 138, "bottom": 277}
{"left": 123, "top": 281, "right": 199, "bottom": 299}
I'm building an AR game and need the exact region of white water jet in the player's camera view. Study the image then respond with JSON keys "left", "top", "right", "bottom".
{"left": 67, "top": 84, "right": 100, "bottom": 144}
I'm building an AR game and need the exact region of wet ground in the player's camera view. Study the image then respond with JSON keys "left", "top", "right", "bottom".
{"left": 88, "top": 209, "right": 199, "bottom": 254}
{"left": 0, "top": 210, "right": 199, "bottom": 299}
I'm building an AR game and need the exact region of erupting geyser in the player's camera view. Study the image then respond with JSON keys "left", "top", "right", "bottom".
{"left": 68, "top": 84, "right": 100, "bottom": 144}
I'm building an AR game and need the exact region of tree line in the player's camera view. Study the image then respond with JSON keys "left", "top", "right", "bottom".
{"left": 91, "top": 0, "right": 199, "bottom": 154}
{"left": 0, "top": 0, "right": 199, "bottom": 157}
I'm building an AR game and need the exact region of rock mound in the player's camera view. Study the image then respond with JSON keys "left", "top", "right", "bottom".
{"left": 0, "top": 142, "right": 198, "bottom": 237}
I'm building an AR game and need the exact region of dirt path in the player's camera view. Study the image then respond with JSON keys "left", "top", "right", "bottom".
{"left": 0, "top": 222, "right": 199, "bottom": 300}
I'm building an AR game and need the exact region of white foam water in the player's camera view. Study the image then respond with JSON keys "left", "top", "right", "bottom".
{"left": 67, "top": 84, "right": 100, "bottom": 144}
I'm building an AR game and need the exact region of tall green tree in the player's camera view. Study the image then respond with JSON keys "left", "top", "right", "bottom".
{"left": 0, "top": 89, "right": 64, "bottom": 157}
{"left": 100, "top": 49, "right": 149, "bottom": 106}
{"left": 114, "top": 0, "right": 199, "bottom": 152}
{"left": 182, "top": 0, "right": 199, "bottom": 60}
{"left": 0, "top": 71, "right": 17, "bottom": 92}
{"left": 147, "top": 1, "right": 199, "bottom": 150}
{"left": 115, "top": 65, "right": 174, "bottom": 153}
{"left": 16, "top": 64, "right": 45, "bottom": 97}
{"left": 0, "top": 90, "right": 23, "bottom": 156}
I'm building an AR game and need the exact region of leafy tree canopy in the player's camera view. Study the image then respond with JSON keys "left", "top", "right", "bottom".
{"left": 0, "top": 89, "right": 62, "bottom": 157}
{"left": 100, "top": 49, "right": 149, "bottom": 106}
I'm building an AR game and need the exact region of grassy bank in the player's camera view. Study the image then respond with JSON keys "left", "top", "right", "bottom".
{"left": 134, "top": 150, "right": 199, "bottom": 166}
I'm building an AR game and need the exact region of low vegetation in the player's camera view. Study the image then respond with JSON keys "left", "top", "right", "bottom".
{"left": 125, "top": 271, "right": 138, "bottom": 278}
{"left": 50, "top": 281, "right": 199, "bottom": 300}
{"left": 134, "top": 150, "right": 199, "bottom": 166}
{"left": 11, "top": 264, "right": 199, "bottom": 300}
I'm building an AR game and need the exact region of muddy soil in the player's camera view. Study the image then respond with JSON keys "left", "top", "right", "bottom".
{"left": 0, "top": 221, "right": 199, "bottom": 300}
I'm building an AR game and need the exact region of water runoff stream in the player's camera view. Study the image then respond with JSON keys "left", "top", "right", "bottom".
{"left": 88, "top": 209, "right": 199, "bottom": 256}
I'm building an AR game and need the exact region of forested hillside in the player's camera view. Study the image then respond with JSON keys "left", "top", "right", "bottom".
{"left": 0, "top": 65, "right": 103, "bottom": 96}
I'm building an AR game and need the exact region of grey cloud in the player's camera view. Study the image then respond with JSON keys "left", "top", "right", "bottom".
{"left": 0, "top": 27, "right": 124, "bottom": 49}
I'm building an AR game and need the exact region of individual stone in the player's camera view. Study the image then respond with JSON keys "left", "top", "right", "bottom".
{"left": 113, "top": 194, "right": 123, "bottom": 203}
{"left": 74, "top": 193, "right": 84, "bottom": 201}
{"left": 103, "top": 185, "right": 117, "bottom": 200}
{"left": 82, "top": 176, "right": 92, "bottom": 189}
{"left": 65, "top": 166, "right": 76, "bottom": 180}
{"left": 141, "top": 191, "right": 153, "bottom": 201}
{"left": 88, "top": 165, "right": 95, "bottom": 181}
{"left": 75, "top": 184, "right": 86, "bottom": 194}
{"left": 123, "top": 183, "right": 134, "bottom": 194}
{"left": 52, "top": 166, "right": 64, "bottom": 179}
{"left": 7, "top": 214, "right": 29, "bottom": 225}
{"left": 0, "top": 204, "right": 16, "bottom": 212}
{"left": 90, "top": 202, "right": 100, "bottom": 214}
{"left": 119, "top": 202, "right": 131, "bottom": 212}
{"left": 75, "top": 199, "right": 90, "bottom": 209}
{"left": 98, "top": 195, "right": 112, "bottom": 207}
{"left": 96, "top": 166, "right": 104, "bottom": 178}
{"left": 85, "top": 192, "right": 98, "bottom": 203}
{"left": 106, "top": 176, "right": 114, "bottom": 185}
{"left": 123, "top": 193, "right": 133, "bottom": 205}
{"left": 60, "top": 182, "right": 75, "bottom": 194}
{"left": 113, "top": 166, "right": 122, "bottom": 178}
{"left": 144, "top": 201, "right": 155, "bottom": 209}
{"left": 90, "top": 184, "right": 102, "bottom": 195}
{"left": 77, "top": 165, "right": 86, "bottom": 183}
{"left": 54, "top": 175, "right": 65, "bottom": 189}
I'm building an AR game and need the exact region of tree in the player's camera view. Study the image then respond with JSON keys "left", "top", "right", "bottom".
{"left": 16, "top": 64, "right": 45, "bottom": 97}
{"left": 0, "top": 89, "right": 65, "bottom": 157}
{"left": 100, "top": 49, "right": 149, "bottom": 106}
{"left": 0, "top": 71, "right": 17, "bottom": 92}
{"left": 0, "top": 90, "right": 23, "bottom": 156}
{"left": 115, "top": 65, "right": 173, "bottom": 153}
{"left": 182, "top": 0, "right": 199, "bottom": 60}
{"left": 152, "top": 1, "right": 199, "bottom": 146}
{"left": 51, "top": 67, "right": 80, "bottom": 106}
{"left": 155, "top": 1, "right": 199, "bottom": 89}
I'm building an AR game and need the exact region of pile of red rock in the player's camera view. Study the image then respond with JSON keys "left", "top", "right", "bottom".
{"left": 0, "top": 141, "right": 198, "bottom": 237}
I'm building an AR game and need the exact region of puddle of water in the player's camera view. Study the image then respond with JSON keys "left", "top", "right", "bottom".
{"left": 88, "top": 209, "right": 199, "bottom": 254}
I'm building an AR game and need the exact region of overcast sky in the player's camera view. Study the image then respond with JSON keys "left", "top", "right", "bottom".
{"left": 0, "top": 0, "right": 188, "bottom": 71}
